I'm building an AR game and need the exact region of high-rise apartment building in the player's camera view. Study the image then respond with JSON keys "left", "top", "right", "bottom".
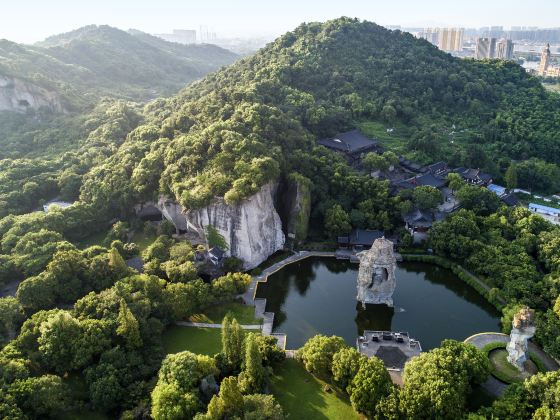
{"left": 475, "top": 37, "right": 497, "bottom": 59}
{"left": 496, "top": 39, "right": 514, "bottom": 60}
{"left": 422, "top": 28, "right": 439, "bottom": 45}
{"left": 437, "top": 28, "right": 464, "bottom": 51}
{"left": 417, "top": 27, "right": 464, "bottom": 52}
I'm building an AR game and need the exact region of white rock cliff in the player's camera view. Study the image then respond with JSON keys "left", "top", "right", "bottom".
{"left": 157, "top": 182, "right": 285, "bottom": 269}
{"left": 0, "top": 75, "right": 65, "bottom": 113}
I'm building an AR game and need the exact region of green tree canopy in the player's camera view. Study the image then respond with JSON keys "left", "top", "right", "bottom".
{"left": 324, "top": 204, "right": 351, "bottom": 238}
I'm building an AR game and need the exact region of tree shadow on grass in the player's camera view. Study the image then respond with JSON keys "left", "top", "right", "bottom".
{"left": 271, "top": 359, "right": 358, "bottom": 420}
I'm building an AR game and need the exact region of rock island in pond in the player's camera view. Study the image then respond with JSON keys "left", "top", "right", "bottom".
{"left": 356, "top": 237, "right": 397, "bottom": 308}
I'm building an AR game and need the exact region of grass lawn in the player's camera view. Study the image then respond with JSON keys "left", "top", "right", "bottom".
{"left": 488, "top": 349, "right": 528, "bottom": 383}
{"left": 270, "top": 359, "right": 361, "bottom": 420}
{"left": 189, "top": 301, "right": 261, "bottom": 325}
{"left": 544, "top": 83, "right": 560, "bottom": 93}
{"left": 358, "top": 120, "right": 410, "bottom": 151}
{"left": 131, "top": 230, "right": 158, "bottom": 253}
{"left": 163, "top": 326, "right": 222, "bottom": 356}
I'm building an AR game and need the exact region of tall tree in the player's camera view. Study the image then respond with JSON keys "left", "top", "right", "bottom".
{"left": 447, "top": 172, "right": 466, "bottom": 193}
{"left": 239, "top": 333, "right": 266, "bottom": 394}
{"left": 116, "top": 299, "right": 142, "bottom": 348}
{"left": 324, "top": 204, "right": 351, "bottom": 238}
{"left": 332, "top": 347, "right": 363, "bottom": 390}
{"left": 205, "top": 225, "right": 229, "bottom": 250}
{"left": 0, "top": 297, "right": 25, "bottom": 345}
{"left": 505, "top": 163, "right": 518, "bottom": 190}
{"left": 37, "top": 311, "right": 81, "bottom": 374}
{"left": 221, "top": 315, "right": 244, "bottom": 371}
{"left": 151, "top": 383, "right": 199, "bottom": 420}
{"left": 206, "top": 376, "right": 244, "bottom": 419}
{"left": 399, "top": 340, "right": 489, "bottom": 419}
{"left": 108, "top": 247, "right": 129, "bottom": 278}
{"left": 298, "top": 335, "right": 346, "bottom": 376}
{"left": 413, "top": 186, "right": 443, "bottom": 210}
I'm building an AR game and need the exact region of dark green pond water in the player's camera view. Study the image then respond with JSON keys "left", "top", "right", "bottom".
{"left": 255, "top": 258, "right": 500, "bottom": 349}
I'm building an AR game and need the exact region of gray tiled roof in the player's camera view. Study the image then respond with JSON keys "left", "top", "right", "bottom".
{"left": 404, "top": 209, "right": 434, "bottom": 228}
{"left": 317, "top": 129, "right": 379, "bottom": 154}
{"left": 414, "top": 173, "right": 447, "bottom": 189}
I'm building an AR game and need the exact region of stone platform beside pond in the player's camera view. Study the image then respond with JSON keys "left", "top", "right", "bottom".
{"left": 357, "top": 331, "right": 422, "bottom": 370}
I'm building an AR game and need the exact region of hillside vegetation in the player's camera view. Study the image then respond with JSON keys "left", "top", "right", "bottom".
{"left": 0, "top": 25, "right": 238, "bottom": 105}
{"left": 0, "top": 25, "right": 238, "bottom": 213}
{"left": 1, "top": 18, "right": 560, "bottom": 419}
{"left": 81, "top": 18, "right": 560, "bottom": 216}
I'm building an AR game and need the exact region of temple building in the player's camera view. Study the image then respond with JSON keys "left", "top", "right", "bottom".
{"left": 317, "top": 129, "right": 382, "bottom": 163}
{"left": 453, "top": 167, "right": 493, "bottom": 186}
{"left": 338, "top": 229, "right": 385, "bottom": 250}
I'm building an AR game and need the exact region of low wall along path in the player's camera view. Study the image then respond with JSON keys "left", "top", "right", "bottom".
{"left": 242, "top": 251, "right": 335, "bottom": 352}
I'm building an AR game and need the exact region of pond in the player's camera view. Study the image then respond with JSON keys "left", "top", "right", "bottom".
{"left": 255, "top": 258, "right": 501, "bottom": 350}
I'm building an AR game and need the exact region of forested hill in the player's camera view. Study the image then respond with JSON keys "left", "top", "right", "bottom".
{"left": 82, "top": 17, "right": 560, "bottom": 214}
{"left": 0, "top": 25, "right": 238, "bottom": 108}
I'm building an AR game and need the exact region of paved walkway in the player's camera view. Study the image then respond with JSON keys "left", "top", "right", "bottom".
{"left": 239, "top": 251, "right": 335, "bottom": 350}
{"left": 173, "top": 251, "right": 327, "bottom": 351}
{"left": 175, "top": 321, "right": 262, "bottom": 330}
{"left": 242, "top": 250, "right": 335, "bottom": 304}
{"left": 465, "top": 332, "right": 559, "bottom": 397}
{"left": 465, "top": 332, "right": 559, "bottom": 372}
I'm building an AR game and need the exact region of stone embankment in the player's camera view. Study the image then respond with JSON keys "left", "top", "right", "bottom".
{"left": 241, "top": 250, "right": 335, "bottom": 353}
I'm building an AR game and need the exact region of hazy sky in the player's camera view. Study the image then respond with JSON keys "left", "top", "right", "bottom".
{"left": 2, "top": 0, "right": 560, "bottom": 44}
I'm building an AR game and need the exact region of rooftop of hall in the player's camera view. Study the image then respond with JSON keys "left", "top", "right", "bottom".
{"left": 317, "top": 129, "right": 380, "bottom": 154}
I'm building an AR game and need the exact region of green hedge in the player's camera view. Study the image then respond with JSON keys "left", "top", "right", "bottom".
{"left": 481, "top": 342, "right": 546, "bottom": 372}
{"left": 529, "top": 353, "right": 547, "bottom": 373}
{"left": 480, "top": 341, "right": 547, "bottom": 383}
{"left": 481, "top": 341, "right": 506, "bottom": 353}
{"left": 402, "top": 254, "right": 504, "bottom": 310}
{"left": 481, "top": 343, "right": 522, "bottom": 384}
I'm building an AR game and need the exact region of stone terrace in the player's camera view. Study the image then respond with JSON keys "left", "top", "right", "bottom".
{"left": 358, "top": 331, "right": 422, "bottom": 370}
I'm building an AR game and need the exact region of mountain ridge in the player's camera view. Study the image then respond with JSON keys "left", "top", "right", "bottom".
{"left": 0, "top": 25, "right": 239, "bottom": 109}
{"left": 87, "top": 17, "right": 558, "bottom": 210}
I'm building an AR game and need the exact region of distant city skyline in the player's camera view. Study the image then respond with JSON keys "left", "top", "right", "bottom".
{"left": 2, "top": 0, "right": 560, "bottom": 44}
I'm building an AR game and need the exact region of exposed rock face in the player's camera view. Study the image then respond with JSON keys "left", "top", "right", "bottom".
{"left": 157, "top": 182, "right": 285, "bottom": 269}
{"left": 507, "top": 306, "right": 536, "bottom": 371}
{"left": 277, "top": 174, "right": 311, "bottom": 244}
{"left": 0, "top": 75, "right": 65, "bottom": 113}
{"left": 357, "top": 238, "right": 397, "bottom": 308}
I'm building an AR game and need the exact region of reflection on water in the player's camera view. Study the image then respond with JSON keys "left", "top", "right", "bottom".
{"left": 255, "top": 258, "right": 501, "bottom": 349}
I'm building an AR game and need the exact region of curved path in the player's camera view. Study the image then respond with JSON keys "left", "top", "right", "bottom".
{"left": 175, "top": 321, "right": 262, "bottom": 330}
{"left": 465, "top": 332, "right": 559, "bottom": 372}
{"left": 242, "top": 250, "right": 336, "bottom": 303}
{"left": 465, "top": 332, "right": 559, "bottom": 397}
{"left": 240, "top": 251, "right": 336, "bottom": 351}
